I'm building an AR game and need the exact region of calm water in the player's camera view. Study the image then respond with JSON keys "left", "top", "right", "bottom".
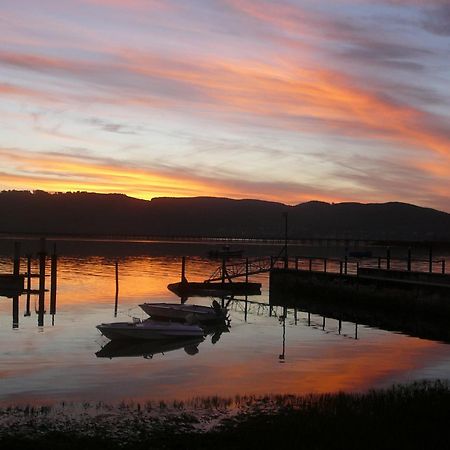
{"left": 1, "top": 239, "right": 449, "bottom": 406}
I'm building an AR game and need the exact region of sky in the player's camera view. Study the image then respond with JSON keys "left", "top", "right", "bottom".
{"left": 1, "top": 0, "right": 450, "bottom": 212}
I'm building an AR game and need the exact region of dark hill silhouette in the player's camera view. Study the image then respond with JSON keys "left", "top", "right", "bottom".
{"left": 0, "top": 190, "right": 449, "bottom": 240}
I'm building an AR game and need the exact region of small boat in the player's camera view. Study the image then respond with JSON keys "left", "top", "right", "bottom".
{"left": 167, "top": 281, "right": 261, "bottom": 298}
{"left": 208, "top": 245, "right": 243, "bottom": 259}
{"left": 139, "top": 301, "right": 228, "bottom": 323}
{"left": 96, "top": 319, "right": 204, "bottom": 341}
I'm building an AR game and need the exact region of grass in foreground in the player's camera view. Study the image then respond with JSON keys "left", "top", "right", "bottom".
{"left": 1, "top": 381, "right": 450, "bottom": 449}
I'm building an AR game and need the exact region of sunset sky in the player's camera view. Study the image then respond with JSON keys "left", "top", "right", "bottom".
{"left": 1, "top": 0, "right": 450, "bottom": 211}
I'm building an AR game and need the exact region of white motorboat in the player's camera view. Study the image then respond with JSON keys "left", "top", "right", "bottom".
{"left": 139, "top": 301, "right": 228, "bottom": 323}
{"left": 96, "top": 319, "right": 204, "bottom": 341}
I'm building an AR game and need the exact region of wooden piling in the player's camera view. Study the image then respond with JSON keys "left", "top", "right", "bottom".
{"left": 295, "top": 257, "right": 299, "bottom": 271}
{"left": 245, "top": 258, "right": 249, "bottom": 283}
{"left": 38, "top": 238, "right": 46, "bottom": 326}
{"left": 244, "top": 296, "right": 248, "bottom": 322}
{"left": 386, "top": 247, "right": 391, "bottom": 270}
{"left": 309, "top": 258, "right": 312, "bottom": 272}
{"left": 13, "top": 241, "right": 21, "bottom": 276}
{"left": 442, "top": 260, "right": 446, "bottom": 275}
{"left": 50, "top": 244, "right": 57, "bottom": 316}
{"left": 407, "top": 247, "right": 412, "bottom": 272}
{"left": 26, "top": 254, "right": 31, "bottom": 291}
{"left": 114, "top": 260, "right": 119, "bottom": 317}
{"left": 323, "top": 258, "right": 327, "bottom": 273}
{"left": 181, "top": 256, "right": 187, "bottom": 283}
{"left": 12, "top": 295, "right": 19, "bottom": 329}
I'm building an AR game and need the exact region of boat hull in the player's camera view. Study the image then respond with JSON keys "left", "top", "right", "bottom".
{"left": 139, "top": 302, "right": 227, "bottom": 323}
{"left": 167, "top": 281, "right": 261, "bottom": 297}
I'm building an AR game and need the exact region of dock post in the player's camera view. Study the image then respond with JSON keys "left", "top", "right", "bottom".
{"left": 442, "top": 260, "right": 446, "bottom": 275}
{"left": 407, "top": 247, "right": 412, "bottom": 272}
{"left": 270, "top": 255, "right": 274, "bottom": 269}
{"left": 386, "top": 247, "right": 391, "bottom": 270}
{"left": 244, "top": 296, "right": 248, "bottom": 322}
{"left": 308, "top": 312, "right": 311, "bottom": 326}
{"left": 377, "top": 257, "right": 381, "bottom": 269}
{"left": 295, "top": 257, "right": 299, "bottom": 271}
{"left": 339, "top": 261, "right": 343, "bottom": 274}
{"left": 50, "top": 244, "right": 57, "bottom": 316}
{"left": 338, "top": 318, "right": 342, "bottom": 334}
{"left": 181, "top": 256, "right": 187, "bottom": 283}
{"left": 283, "top": 212, "right": 288, "bottom": 269}
{"left": 429, "top": 245, "right": 433, "bottom": 273}
{"left": 344, "top": 255, "right": 348, "bottom": 275}
{"left": 309, "top": 258, "right": 312, "bottom": 272}
{"left": 26, "top": 254, "right": 31, "bottom": 291}
{"left": 322, "top": 316, "right": 326, "bottom": 330}
{"left": 114, "top": 260, "right": 119, "bottom": 317}
{"left": 323, "top": 258, "right": 327, "bottom": 273}
{"left": 38, "top": 238, "right": 46, "bottom": 327}
{"left": 13, "top": 295, "right": 19, "bottom": 329}
{"left": 245, "top": 258, "right": 249, "bottom": 283}
{"left": 13, "top": 241, "right": 21, "bottom": 276}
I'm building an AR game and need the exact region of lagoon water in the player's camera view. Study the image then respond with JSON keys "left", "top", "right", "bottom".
{"left": 1, "top": 239, "right": 449, "bottom": 406}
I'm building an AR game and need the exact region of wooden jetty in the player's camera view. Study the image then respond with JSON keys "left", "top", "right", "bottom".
{"left": 270, "top": 254, "right": 450, "bottom": 316}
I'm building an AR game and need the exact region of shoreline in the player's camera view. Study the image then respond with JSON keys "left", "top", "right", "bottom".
{"left": 1, "top": 381, "right": 449, "bottom": 449}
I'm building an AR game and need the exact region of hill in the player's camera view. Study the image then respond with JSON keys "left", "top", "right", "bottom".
{"left": 0, "top": 190, "right": 449, "bottom": 240}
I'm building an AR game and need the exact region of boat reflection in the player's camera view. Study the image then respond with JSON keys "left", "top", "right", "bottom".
{"left": 95, "top": 322, "right": 230, "bottom": 359}
{"left": 96, "top": 336, "right": 205, "bottom": 359}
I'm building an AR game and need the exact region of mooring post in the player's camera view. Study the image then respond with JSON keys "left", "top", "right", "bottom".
{"left": 407, "top": 247, "right": 412, "bottom": 272}
{"left": 114, "top": 260, "right": 119, "bottom": 317}
{"left": 38, "top": 237, "right": 46, "bottom": 326}
{"left": 339, "top": 260, "right": 343, "bottom": 274}
{"left": 386, "top": 246, "right": 391, "bottom": 270}
{"left": 377, "top": 257, "right": 381, "bottom": 269}
{"left": 338, "top": 318, "right": 342, "bottom": 334}
{"left": 295, "top": 257, "right": 299, "bottom": 271}
{"left": 429, "top": 245, "right": 433, "bottom": 273}
{"left": 181, "top": 256, "right": 187, "bottom": 283}
{"left": 355, "top": 323, "right": 358, "bottom": 340}
{"left": 50, "top": 244, "right": 57, "bottom": 316}
{"left": 13, "top": 295, "right": 19, "bottom": 329}
{"left": 245, "top": 258, "right": 249, "bottom": 283}
{"left": 244, "top": 296, "right": 248, "bottom": 322}
{"left": 309, "top": 258, "right": 312, "bottom": 272}
{"left": 322, "top": 316, "right": 326, "bottom": 330}
{"left": 270, "top": 255, "right": 274, "bottom": 268}
{"left": 13, "top": 241, "right": 21, "bottom": 276}
{"left": 26, "top": 254, "right": 31, "bottom": 291}
{"left": 323, "top": 258, "right": 327, "bottom": 273}
{"left": 308, "top": 312, "right": 311, "bottom": 326}
{"left": 442, "top": 260, "right": 446, "bottom": 275}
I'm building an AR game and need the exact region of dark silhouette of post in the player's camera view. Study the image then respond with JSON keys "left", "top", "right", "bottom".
{"left": 13, "top": 241, "right": 21, "bottom": 276}
{"left": 25, "top": 254, "right": 31, "bottom": 317}
{"left": 442, "top": 260, "right": 446, "bottom": 275}
{"left": 244, "top": 295, "right": 248, "bottom": 322}
{"left": 181, "top": 256, "right": 187, "bottom": 283}
{"left": 245, "top": 258, "right": 249, "bottom": 283}
{"left": 38, "top": 238, "right": 46, "bottom": 327}
{"left": 50, "top": 244, "right": 57, "bottom": 317}
{"left": 221, "top": 256, "right": 226, "bottom": 285}
{"left": 407, "top": 247, "right": 412, "bottom": 272}
{"left": 114, "top": 260, "right": 119, "bottom": 317}
{"left": 13, "top": 295, "right": 19, "bottom": 329}
{"left": 386, "top": 246, "right": 391, "bottom": 270}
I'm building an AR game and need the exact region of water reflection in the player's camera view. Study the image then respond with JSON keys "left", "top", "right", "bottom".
{"left": 0, "top": 241, "right": 449, "bottom": 405}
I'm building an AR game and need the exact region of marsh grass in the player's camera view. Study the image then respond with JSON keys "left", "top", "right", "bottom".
{"left": 1, "top": 381, "right": 449, "bottom": 449}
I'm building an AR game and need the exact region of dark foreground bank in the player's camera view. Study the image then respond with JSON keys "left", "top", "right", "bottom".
{"left": 1, "top": 381, "right": 449, "bottom": 449}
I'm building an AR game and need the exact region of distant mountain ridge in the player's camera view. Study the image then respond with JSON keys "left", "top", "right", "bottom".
{"left": 1, "top": 190, "right": 449, "bottom": 240}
